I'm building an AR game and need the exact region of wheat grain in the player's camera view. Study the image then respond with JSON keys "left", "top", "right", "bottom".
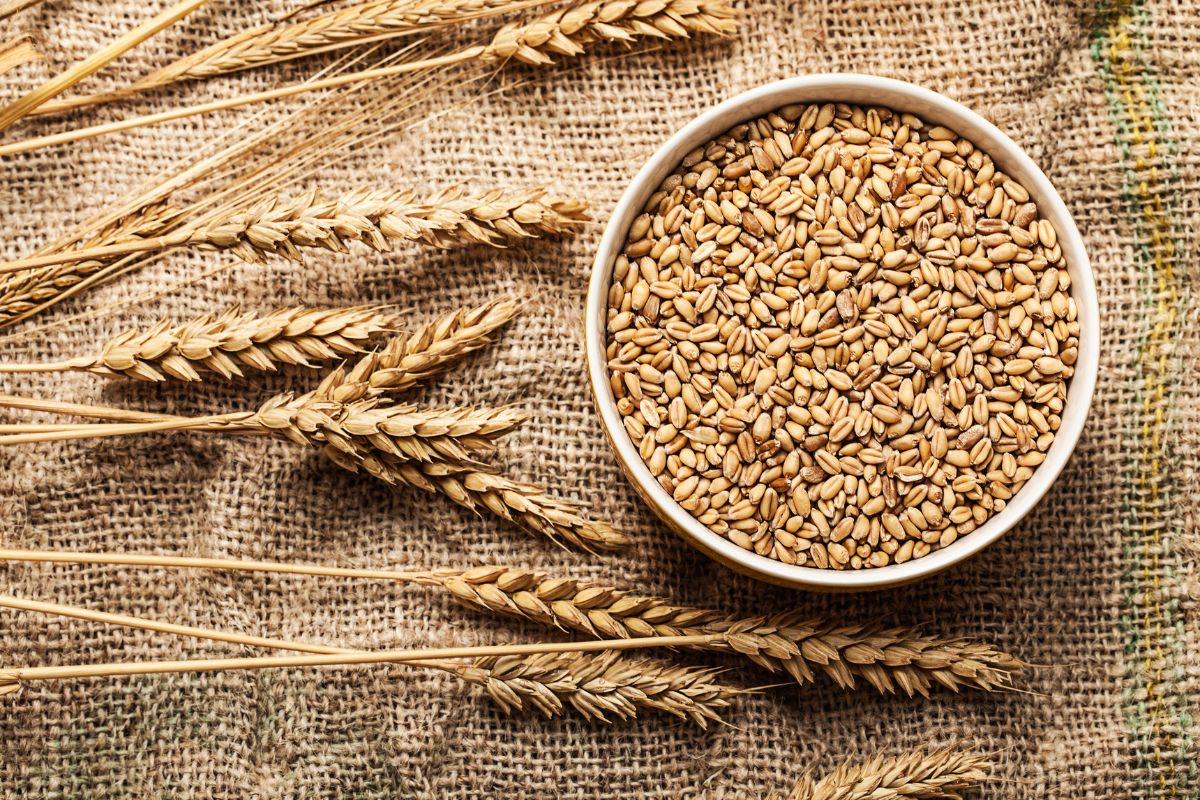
{"left": 0, "top": 549, "right": 1015, "bottom": 697}
{"left": 454, "top": 649, "right": 741, "bottom": 727}
{"left": 771, "top": 747, "right": 992, "bottom": 800}
{"left": 398, "top": 461, "right": 629, "bottom": 551}
{"left": 423, "top": 566, "right": 1024, "bottom": 695}
{"left": 0, "top": 202, "right": 177, "bottom": 329}
{"left": 310, "top": 426, "right": 627, "bottom": 552}
{"left": 0, "top": 64, "right": 463, "bottom": 327}
{"left": 0, "top": 306, "right": 399, "bottom": 381}
{"left": 608, "top": 100, "right": 1079, "bottom": 570}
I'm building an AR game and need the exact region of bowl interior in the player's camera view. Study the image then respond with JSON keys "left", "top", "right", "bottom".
{"left": 586, "top": 75, "right": 1100, "bottom": 591}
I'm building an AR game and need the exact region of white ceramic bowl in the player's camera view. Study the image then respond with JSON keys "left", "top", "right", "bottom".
{"left": 586, "top": 74, "right": 1099, "bottom": 591}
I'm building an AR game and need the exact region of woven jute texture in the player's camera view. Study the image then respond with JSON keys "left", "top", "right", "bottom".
{"left": 1, "top": 0, "right": 1197, "bottom": 797}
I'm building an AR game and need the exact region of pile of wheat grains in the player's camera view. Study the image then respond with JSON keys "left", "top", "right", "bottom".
{"left": 604, "top": 102, "right": 1079, "bottom": 570}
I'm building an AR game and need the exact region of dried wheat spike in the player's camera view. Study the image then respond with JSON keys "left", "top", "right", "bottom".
{"left": 51, "top": 306, "right": 398, "bottom": 382}
{"left": 340, "top": 450, "right": 628, "bottom": 552}
{"left": 485, "top": 0, "right": 738, "bottom": 65}
{"left": 452, "top": 650, "right": 741, "bottom": 727}
{"left": 0, "top": 202, "right": 175, "bottom": 328}
{"left": 255, "top": 392, "right": 526, "bottom": 464}
{"left": 423, "top": 567, "right": 1024, "bottom": 694}
{"left": 770, "top": 747, "right": 992, "bottom": 800}
{"left": 190, "top": 186, "right": 588, "bottom": 263}
{"left": 139, "top": 0, "right": 541, "bottom": 86}
{"left": 330, "top": 296, "right": 519, "bottom": 401}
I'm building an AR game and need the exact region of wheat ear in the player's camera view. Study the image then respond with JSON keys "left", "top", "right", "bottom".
{"left": 458, "top": 650, "right": 740, "bottom": 727}
{"left": 32, "top": 0, "right": 556, "bottom": 114}
{"left": 388, "top": 461, "right": 630, "bottom": 552}
{"left": 328, "top": 296, "right": 520, "bottom": 400}
{"left": 0, "top": 0, "right": 737, "bottom": 156}
{"left": 0, "top": 593, "right": 738, "bottom": 726}
{"left": 426, "top": 567, "right": 1025, "bottom": 695}
{"left": 771, "top": 747, "right": 993, "bottom": 800}
{"left": 0, "top": 306, "right": 399, "bottom": 382}
{"left": 0, "top": 187, "right": 589, "bottom": 274}
{"left": 0, "top": 549, "right": 1019, "bottom": 696}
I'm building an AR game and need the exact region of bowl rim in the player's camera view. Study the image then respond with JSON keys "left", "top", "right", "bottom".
{"left": 585, "top": 73, "right": 1100, "bottom": 591}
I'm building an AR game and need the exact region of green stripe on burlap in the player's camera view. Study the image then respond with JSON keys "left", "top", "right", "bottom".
{"left": 1091, "top": 1, "right": 1195, "bottom": 797}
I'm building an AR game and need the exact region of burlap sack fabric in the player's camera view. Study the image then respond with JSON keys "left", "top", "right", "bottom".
{"left": 0, "top": 0, "right": 1196, "bottom": 797}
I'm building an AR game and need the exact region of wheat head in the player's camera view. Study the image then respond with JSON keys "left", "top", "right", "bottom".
{"left": 189, "top": 186, "right": 588, "bottom": 264}
{"left": 776, "top": 747, "right": 993, "bottom": 800}
{"left": 452, "top": 649, "right": 741, "bottom": 727}
{"left": 421, "top": 567, "right": 1024, "bottom": 695}
{"left": 52, "top": 306, "right": 398, "bottom": 382}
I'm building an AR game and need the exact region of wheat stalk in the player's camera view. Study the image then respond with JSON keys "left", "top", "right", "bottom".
{"left": 0, "top": 633, "right": 722, "bottom": 697}
{"left": 0, "top": 36, "right": 41, "bottom": 76}
{"left": 0, "top": 0, "right": 211, "bottom": 132}
{"left": 425, "top": 567, "right": 1026, "bottom": 696}
{"left": 0, "top": 0, "right": 44, "bottom": 21}
{"left": 0, "top": 186, "right": 589, "bottom": 274}
{"left": 0, "top": 593, "right": 737, "bottom": 726}
{"left": 771, "top": 748, "right": 993, "bottom": 800}
{"left": 0, "top": 305, "right": 399, "bottom": 381}
{"left": 0, "top": 550, "right": 1024, "bottom": 695}
{"left": 0, "top": 0, "right": 738, "bottom": 156}
{"left": 33, "top": 0, "right": 556, "bottom": 115}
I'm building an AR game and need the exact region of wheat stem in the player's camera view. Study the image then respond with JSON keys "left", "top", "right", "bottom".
{"left": 0, "top": 594, "right": 346, "bottom": 655}
{"left": 0, "top": 633, "right": 723, "bottom": 689}
{"left": 0, "top": 393, "right": 184, "bottom": 423}
{"left": 0, "top": 0, "right": 737, "bottom": 156}
{"left": 0, "top": 36, "right": 42, "bottom": 76}
{"left": 0, "top": 414, "right": 254, "bottom": 445}
{"left": 0, "top": 0, "right": 44, "bottom": 21}
{"left": 0, "top": 0, "right": 212, "bottom": 132}
{"left": 0, "top": 548, "right": 430, "bottom": 582}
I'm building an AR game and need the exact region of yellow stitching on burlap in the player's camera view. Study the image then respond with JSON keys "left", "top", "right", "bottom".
{"left": 1108, "top": 14, "right": 1180, "bottom": 796}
